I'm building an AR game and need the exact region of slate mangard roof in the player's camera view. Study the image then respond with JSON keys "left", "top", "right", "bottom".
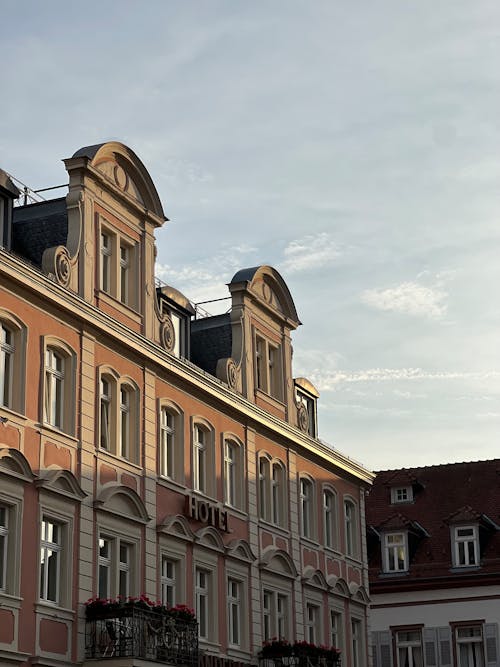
{"left": 366, "top": 459, "right": 500, "bottom": 593}
{"left": 12, "top": 198, "right": 68, "bottom": 267}
{"left": 190, "top": 314, "right": 232, "bottom": 376}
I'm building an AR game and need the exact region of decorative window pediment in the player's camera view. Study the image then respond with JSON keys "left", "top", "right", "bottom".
{"left": 302, "top": 567, "right": 328, "bottom": 590}
{"left": 332, "top": 577, "right": 350, "bottom": 597}
{"left": 157, "top": 514, "right": 195, "bottom": 542}
{"left": 226, "top": 539, "right": 257, "bottom": 563}
{"left": 350, "top": 583, "right": 370, "bottom": 604}
{"left": 259, "top": 547, "right": 298, "bottom": 578}
{"left": 35, "top": 468, "right": 86, "bottom": 501}
{"left": 0, "top": 447, "right": 34, "bottom": 482}
{"left": 94, "top": 484, "right": 150, "bottom": 524}
{"left": 195, "top": 526, "right": 225, "bottom": 552}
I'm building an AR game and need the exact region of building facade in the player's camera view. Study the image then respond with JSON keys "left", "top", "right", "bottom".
{"left": 367, "top": 461, "right": 500, "bottom": 667}
{"left": 0, "top": 142, "right": 373, "bottom": 667}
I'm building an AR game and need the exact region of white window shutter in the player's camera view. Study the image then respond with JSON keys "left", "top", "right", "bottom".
{"left": 438, "top": 627, "right": 452, "bottom": 667}
{"left": 485, "top": 623, "right": 499, "bottom": 667}
{"left": 379, "top": 631, "right": 392, "bottom": 667}
{"left": 424, "top": 628, "right": 438, "bottom": 667}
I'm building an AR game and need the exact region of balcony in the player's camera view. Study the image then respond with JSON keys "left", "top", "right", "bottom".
{"left": 85, "top": 603, "right": 198, "bottom": 666}
{"left": 258, "top": 641, "right": 341, "bottom": 667}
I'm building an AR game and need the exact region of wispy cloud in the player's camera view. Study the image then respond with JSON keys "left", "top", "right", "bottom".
{"left": 361, "top": 281, "right": 447, "bottom": 319}
{"left": 309, "top": 368, "right": 500, "bottom": 391}
{"left": 280, "top": 232, "right": 340, "bottom": 274}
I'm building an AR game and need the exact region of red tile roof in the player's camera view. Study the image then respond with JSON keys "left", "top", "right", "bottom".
{"left": 366, "top": 459, "right": 500, "bottom": 592}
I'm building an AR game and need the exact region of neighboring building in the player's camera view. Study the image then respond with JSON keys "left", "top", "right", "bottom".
{"left": 367, "top": 460, "right": 500, "bottom": 667}
{"left": 0, "top": 142, "right": 374, "bottom": 667}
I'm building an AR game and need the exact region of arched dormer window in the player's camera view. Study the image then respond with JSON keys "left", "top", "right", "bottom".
{"left": 159, "top": 401, "right": 184, "bottom": 483}
{"left": 0, "top": 311, "right": 26, "bottom": 414}
{"left": 42, "top": 338, "right": 76, "bottom": 434}
{"left": 258, "top": 453, "right": 286, "bottom": 528}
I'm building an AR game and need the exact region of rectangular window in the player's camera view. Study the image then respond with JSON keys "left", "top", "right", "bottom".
{"left": 40, "top": 518, "right": 62, "bottom": 603}
{"left": 330, "top": 610, "right": 342, "bottom": 650}
{"left": 98, "top": 534, "right": 134, "bottom": 599}
{"left": 396, "top": 630, "right": 423, "bottom": 667}
{"left": 454, "top": 526, "right": 479, "bottom": 567}
{"left": 0, "top": 505, "right": 8, "bottom": 592}
{"left": 161, "top": 557, "right": 176, "bottom": 607}
{"left": 228, "top": 578, "right": 241, "bottom": 647}
{"left": 456, "top": 626, "right": 484, "bottom": 667}
{"left": 0, "top": 324, "right": 13, "bottom": 408}
{"left": 391, "top": 486, "right": 413, "bottom": 504}
{"left": 351, "top": 619, "right": 363, "bottom": 667}
{"left": 300, "top": 478, "right": 314, "bottom": 539}
{"left": 44, "top": 349, "right": 64, "bottom": 429}
{"left": 196, "top": 568, "right": 209, "bottom": 640}
{"left": 271, "top": 463, "right": 282, "bottom": 525}
{"left": 98, "top": 536, "right": 111, "bottom": 599}
{"left": 193, "top": 427, "right": 206, "bottom": 493}
{"left": 345, "top": 500, "right": 357, "bottom": 557}
{"left": 383, "top": 532, "right": 408, "bottom": 572}
{"left": 255, "top": 335, "right": 282, "bottom": 399}
{"left": 119, "top": 243, "right": 130, "bottom": 304}
{"left": 262, "top": 589, "right": 288, "bottom": 641}
{"left": 306, "top": 603, "right": 320, "bottom": 644}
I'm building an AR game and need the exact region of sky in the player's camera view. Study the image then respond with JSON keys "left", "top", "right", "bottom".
{"left": 1, "top": 1, "right": 500, "bottom": 471}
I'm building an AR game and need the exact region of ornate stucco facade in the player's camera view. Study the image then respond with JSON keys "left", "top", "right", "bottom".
{"left": 0, "top": 143, "right": 374, "bottom": 667}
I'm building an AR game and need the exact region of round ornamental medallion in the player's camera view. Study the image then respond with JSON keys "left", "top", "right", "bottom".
{"left": 298, "top": 403, "right": 309, "bottom": 433}
{"left": 161, "top": 317, "right": 175, "bottom": 352}
{"left": 227, "top": 359, "right": 237, "bottom": 389}
{"left": 54, "top": 247, "right": 71, "bottom": 287}
{"left": 113, "top": 164, "right": 129, "bottom": 191}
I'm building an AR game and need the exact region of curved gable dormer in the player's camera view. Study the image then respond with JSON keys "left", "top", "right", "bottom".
{"left": 226, "top": 265, "right": 301, "bottom": 424}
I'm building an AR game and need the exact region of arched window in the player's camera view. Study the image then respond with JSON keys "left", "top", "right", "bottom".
{"left": 344, "top": 498, "right": 358, "bottom": 558}
{"left": 258, "top": 454, "right": 286, "bottom": 527}
{"left": 97, "top": 370, "right": 139, "bottom": 463}
{"left": 192, "top": 419, "right": 215, "bottom": 496}
{"left": 223, "top": 437, "right": 244, "bottom": 510}
{"left": 159, "top": 402, "right": 183, "bottom": 482}
{"left": 300, "top": 476, "right": 316, "bottom": 539}
{"left": 43, "top": 339, "right": 76, "bottom": 434}
{"left": 323, "top": 488, "right": 337, "bottom": 549}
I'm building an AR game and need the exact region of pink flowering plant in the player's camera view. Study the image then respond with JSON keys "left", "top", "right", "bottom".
{"left": 84, "top": 595, "right": 196, "bottom": 623}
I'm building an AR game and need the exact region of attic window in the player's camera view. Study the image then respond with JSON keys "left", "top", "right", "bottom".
{"left": 391, "top": 486, "right": 413, "bottom": 504}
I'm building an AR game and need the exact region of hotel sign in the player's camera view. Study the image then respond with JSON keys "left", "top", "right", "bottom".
{"left": 185, "top": 494, "right": 229, "bottom": 533}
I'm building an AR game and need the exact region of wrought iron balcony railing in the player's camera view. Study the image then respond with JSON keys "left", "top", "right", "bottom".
{"left": 259, "top": 653, "right": 341, "bottom": 667}
{"left": 85, "top": 606, "right": 199, "bottom": 665}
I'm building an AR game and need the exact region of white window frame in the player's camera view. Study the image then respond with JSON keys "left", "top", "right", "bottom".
{"left": 258, "top": 454, "right": 286, "bottom": 527}
{"left": 300, "top": 476, "right": 316, "bottom": 540}
{"left": 453, "top": 525, "right": 479, "bottom": 567}
{"left": 98, "top": 369, "right": 139, "bottom": 463}
{"left": 100, "top": 231, "right": 112, "bottom": 293}
{"left": 99, "top": 219, "right": 137, "bottom": 309}
{"left": 391, "top": 486, "right": 413, "bottom": 504}
{"left": 329, "top": 607, "right": 343, "bottom": 652}
{"left": 39, "top": 517, "right": 63, "bottom": 604}
{"left": 97, "top": 530, "right": 138, "bottom": 600}
{"left": 395, "top": 630, "right": 423, "bottom": 667}
{"left": 383, "top": 532, "right": 408, "bottom": 573}
{"left": 0, "top": 323, "right": 14, "bottom": 409}
{"left": 161, "top": 556, "right": 177, "bottom": 607}
{"left": 254, "top": 333, "right": 282, "bottom": 400}
{"left": 227, "top": 577, "right": 242, "bottom": 648}
{"left": 351, "top": 617, "right": 364, "bottom": 667}
{"left": 44, "top": 348, "right": 65, "bottom": 429}
{"left": 193, "top": 426, "right": 206, "bottom": 493}
{"left": 305, "top": 602, "right": 321, "bottom": 644}
{"left": 344, "top": 498, "right": 358, "bottom": 558}
{"left": 262, "top": 587, "right": 290, "bottom": 641}
{"left": 160, "top": 407, "right": 176, "bottom": 480}
{"left": 0, "top": 504, "right": 8, "bottom": 593}
{"left": 455, "top": 625, "right": 485, "bottom": 667}
{"left": 195, "top": 567, "right": 210, "bottom": 640}
{"left": 323, "top": 488, "right": 337, "bottom": 549}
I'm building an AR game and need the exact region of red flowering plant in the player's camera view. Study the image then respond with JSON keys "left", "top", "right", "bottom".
{"left": 261, "top": 638, "right": 293, "bottom": 658}
{"left": 84, "top": 595, "right": 196, "bottom": 623}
